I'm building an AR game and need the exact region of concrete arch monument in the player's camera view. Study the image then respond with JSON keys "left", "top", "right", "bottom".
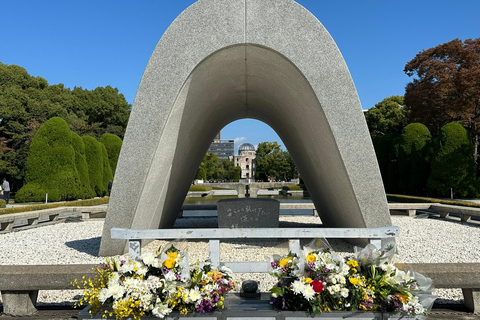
{"left": 99, "top": 0, "right": 391, "bottom": 256}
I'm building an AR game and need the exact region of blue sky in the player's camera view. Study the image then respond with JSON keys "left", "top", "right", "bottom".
{"left": 1, "top": 1, "right": 478, "bottom": 153}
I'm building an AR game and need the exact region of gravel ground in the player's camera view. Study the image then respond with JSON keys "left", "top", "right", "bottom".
{"left": 0, "top": 214, "right": 479, "bottom": 306}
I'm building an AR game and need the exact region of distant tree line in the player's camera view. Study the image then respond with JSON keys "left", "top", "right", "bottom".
{"left": 365, "top": 38, "right": 480, "bottom": 198}
{"left": 195, "top": 153, "right": 242, "bottom": 182}
{"left": 0, "top": 62, "right": 130, "bottom": 191}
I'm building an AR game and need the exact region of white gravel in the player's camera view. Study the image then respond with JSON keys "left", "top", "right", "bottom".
{"left": 0, "top": 214, "right": 479, "bottom": 306}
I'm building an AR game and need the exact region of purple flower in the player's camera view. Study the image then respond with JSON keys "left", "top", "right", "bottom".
{"left": 175, "top": 274, "right": 181, "bottom": 281}
{"left": 323, "top": 267, "right": 330, "bottom": 272}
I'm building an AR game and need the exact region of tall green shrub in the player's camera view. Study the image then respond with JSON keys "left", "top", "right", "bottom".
{"left": 397, "top": 123, "right": 432, "bottom": 195}
{"left": 71, "top": 132, "right": 95, "bottom": 199}
{"left": 427, "top": 122, "right": 477, "bottom": 198}
{"left": 16, "top": 117, "right": 81, "bottom": 202}
{"left": 100, "top": 143, "right": 113, "bottom": 196}
{"left": 83, "top": 135, "right": 105, "bottom": 197}
{"left": 372, "top": 134, "right": 395, "bottom": 191}
{"left": 99, "top": 133, "right": 122, "bottom": 176}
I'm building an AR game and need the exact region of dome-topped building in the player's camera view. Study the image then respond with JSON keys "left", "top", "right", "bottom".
{"left": 239, "top": 143, "right": 255, "bottom": 152}
{"left": 231, "top": 143, "right": 256, "bottom": 182}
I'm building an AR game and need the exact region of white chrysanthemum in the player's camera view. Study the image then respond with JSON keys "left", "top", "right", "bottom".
{"left": 187, "top": 288, "right": 202, "bottom": 303}
{"left": 142, "top": 252, "right": 156, "bottom": 266}
{"left": 97, "top": 288, "right": 109, "bottom": 303}
{"left": 107, "top": 283, "right": 126, "bottom": 300}
{"left": 137, "top": 265, "right": 149, "bottom": 276}
{"left": 340, "top": 288, "right": 349, "bottom": 298}
{"left": 302, "top": 285, "right": 316, "bottom": 300}
{"left": 291, "top": 280, "right": 305, "bottom": 295}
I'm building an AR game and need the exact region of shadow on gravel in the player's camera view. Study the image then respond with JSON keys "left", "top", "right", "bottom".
{"left": 65, "top": 237, "right": 101, "bottom": 256}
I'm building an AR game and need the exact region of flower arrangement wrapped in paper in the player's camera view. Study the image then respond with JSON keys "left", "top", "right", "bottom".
{"left": 269, "top": 241, "right": 436, "bottom": 319}
{"left": 73, "top": 244, "right": 236, "bottom": 320}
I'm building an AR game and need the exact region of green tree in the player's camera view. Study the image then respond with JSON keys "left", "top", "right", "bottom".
{"left": 365, "top": 96, "right": 410, "bottom": 137}
{"left": 203, "top": 153, "right": 220, "bottom": 181}
{"left": 427, "top": 123, "right": 477, "bottom": 198}
{"left": 83, "top": 136, "right": 106, "bottom": 196}
{"left": 396, "top": 123, "right": 432, "bottom": 195}
{"left": 255, "top": 142, "right": 294, "bottom": 181}
{"left": 0, "top": 63, "right": 131, "bottom": 190}
{"left": 233, "top": 166, "right": 241, "bottom": 182}
{"left": 404, "top": 39, "right": 480, "bottom": 169}
{"left": 15, "top": 117, "right": 81, "bottom": 202}
{"left": 218, "top": 159, "right": 240, "bottom": 181}
{"left": 99, "top": 133, "right": 122, "bottom": 176}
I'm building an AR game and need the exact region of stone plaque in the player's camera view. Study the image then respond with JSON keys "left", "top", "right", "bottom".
{"left": 217, "top": 198, "right": 280, "bottom": 228}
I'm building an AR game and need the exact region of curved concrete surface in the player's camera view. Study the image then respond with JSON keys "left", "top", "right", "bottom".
{"left": 99, "top": 0, "right": 391, "bottom": 256}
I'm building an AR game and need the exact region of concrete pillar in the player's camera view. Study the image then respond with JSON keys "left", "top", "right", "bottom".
{"left": 463, "top": 288, "right": 480, "bottom": 313}
{"left": 1, "top": 290, "right": 38, "bottom": 316}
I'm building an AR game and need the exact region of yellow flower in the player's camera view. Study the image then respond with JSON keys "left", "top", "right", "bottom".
{"left": 167, "top": 251, "right": 178, "bottom": 259}
{"left": 347, "top": 260, "right": 359, "bottom": 268}
{"left": 306, "top": 254, "right": 316, "bottom": 263}
{"left": 279, "top": 257, "right": 291, "bottom": 268}
{"left": 163, "top": 258, "right": 176, "bottom": 268}
{"left": 349, "top": 277, "right": 359, "bottom": 285}
{"left": 303, "top": 278, "right": 313, "bottom": 284}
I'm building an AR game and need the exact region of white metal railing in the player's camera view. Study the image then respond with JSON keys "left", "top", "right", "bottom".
{"left": 111, "top": 226, "right": 399, "bottom": 273}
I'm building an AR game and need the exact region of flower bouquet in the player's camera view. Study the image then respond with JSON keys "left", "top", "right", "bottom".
{"left": 73, "top": 244, "right": 236, "bottom": 320}
{"left": 269, "top": 241, "right": 436, "bottom": 319}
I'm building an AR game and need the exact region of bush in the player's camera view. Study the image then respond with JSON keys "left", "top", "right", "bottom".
{"left": 100, "top": 143, "right": 113, "bottom": 196}
{"left": 72, "top": 132, "right": 95, "bottom": 199}
{"left": 83, "top": 136, "right": 105, "bottom": 197}
{"left": 282, "top": 185, "right": 304, "bottom": 191}
{"left": 189, "top": 185, "right": 213, "bottom": 192}
{"left": 0, "top": 197, "right": 109, "bottom": 215}
{"left": 99, "top": 133, "right": 122, "bottom": 176}
{"left": 18, "top": 117, "right": 81, "bottom": 201}
{"left": 397, "top": 123, "right": 432, "bottom": 195}
{"left": 0, "top": 199, "right": 5, "bottom": 208}
{"left": 427, "top": 123, "right": 478, "bottom": 198}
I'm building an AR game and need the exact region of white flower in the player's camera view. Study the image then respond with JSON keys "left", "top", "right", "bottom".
{"left": 186, "top": 288, "right": 202, "bottom": 303}
{"left": 302, "top": 285, "right": 316, "bottom": 300}
{"left": 97, "top": 288, "right": 109, "bottom": 303}
{"left": 164, "top": 271, "right": 176, "bottom": 282}
{"left": 152, "top": 300, "right": 172, "bottom": 318}
{"left": 340, "top": 288, "right": 349, "bottom": 298}
{"left": 142, "top": 252, "right": 156, "bottom": 266}
{"left": 291, "top": 280, "right": 306, "bottom": 295}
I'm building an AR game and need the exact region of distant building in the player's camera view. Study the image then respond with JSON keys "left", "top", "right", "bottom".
{"left": 207, "top": 131, "right": 234, "bottom": 160}
{"left": 231, "top": 143, "right": 256, "bottom": 182}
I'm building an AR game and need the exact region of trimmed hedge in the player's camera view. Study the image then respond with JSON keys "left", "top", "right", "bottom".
{"left": 427, "top": 123, "right": 477, "bottom": 198}
{"left": 0, "top": 197, "right": 109, "bottom": 216}
{"left": 72, "top": 132, "right": 95, "bottom": 199}
{"left": 0, "top": 199, "right": 5, "bottom": 208}
{"left": 397, "top": 123, "right": 432, "bottom": 195}
{"left": 100, "top": 143, "right": 113, "bottom": 196}
{"left": 16, "top": 117, "right": 81, "bottom": 202}
{"left": 387, "top": 194, "right": 480, "bottom": 208}
{"left": 83, "top": 136, "right": 105, "bottom": 197}
{"left": 99, "top": 133, "right": 122, "bottom": 176}
{"left": 282, "top": 185, "right": 305, "bottom": 191}
{"left": 189, "top": 185, "right": 213, "bottom": 192}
